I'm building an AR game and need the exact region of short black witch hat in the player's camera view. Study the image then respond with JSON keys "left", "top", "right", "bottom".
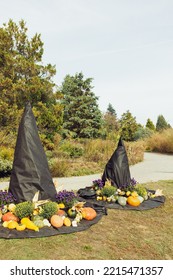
{"left": 8, "top": 102, "right": 57, "bottom": 202}
{"left": 102, "top": 137, "right": 131, "bottom": 189}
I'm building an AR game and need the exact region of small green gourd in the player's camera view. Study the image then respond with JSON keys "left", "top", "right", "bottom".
{"left": 33, "top": 219, "right": 45, "bottom": 228}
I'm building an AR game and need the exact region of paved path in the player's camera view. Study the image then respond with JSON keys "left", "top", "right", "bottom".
{"left": 130, "top": 152, "right": 173, "bottom": 184}
{"left": 0, "top": 152, "right": 173, "bottom": 191}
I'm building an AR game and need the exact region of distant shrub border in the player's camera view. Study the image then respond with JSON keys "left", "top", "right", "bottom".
{"left": 0, "top": 138, "right": 146, "bottom": 178}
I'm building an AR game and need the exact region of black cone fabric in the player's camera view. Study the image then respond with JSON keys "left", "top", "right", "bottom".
{"left": 102, "top": 137, "right": 131, "bottom": 189}
{"left": 8, "top": 102, "right": 57, "bottom": 202}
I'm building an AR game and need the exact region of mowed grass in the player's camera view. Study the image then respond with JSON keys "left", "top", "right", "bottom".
{"left": 0, "top": 180, "right": 173, "bottom": 260}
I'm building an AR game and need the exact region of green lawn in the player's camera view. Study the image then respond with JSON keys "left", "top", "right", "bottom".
{"left": 0, "top": 180, "right": 173, "bottom": 260}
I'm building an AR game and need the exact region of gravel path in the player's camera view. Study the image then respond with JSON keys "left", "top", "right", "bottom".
{"left": 0, "top": 152, "right": 173, "bottom": 191}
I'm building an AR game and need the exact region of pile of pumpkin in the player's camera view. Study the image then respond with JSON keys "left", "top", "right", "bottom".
{"left": 95, "top": 180, "right": 160, "bottom": 207}
{"left": 0, "top": 200, "right": 97, "bottom": 232}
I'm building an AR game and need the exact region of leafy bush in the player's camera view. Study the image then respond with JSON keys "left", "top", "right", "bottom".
{"left": 59, "top": 140, "right": 84, "bottom": 158}
{"left": 40, "top": 202, "right": 58, "bottom": 219}
{"left": 14, "top": 201, "right": 34, "bottom": 219}
{"left": 0, "top": 157, "right": 12, "bottom": 177}
{"left": 0, "top": 146, "right": 14, "bottom": 160}
{"left": 0, "top": 131, "right": 16, "bottom": 148}
{"left": 39, "top": 134, "right": 55, "bottom": 151}
{"left": 101, "top": 185, "right": 116, "bottom": 197}
{"left": 45, "top": 150, "right": 53, "bottom": 160}
{"left": 53, "top": 133, "right": 62, "bottom": 146}
{"left": 0, "top": 146, "right": 14, "bottom": 176}
{"left": 133, "top": 127, "right": 153, "bottom": 140}
{"left": 134, "top": 184, "right": 148, "bottom": 198}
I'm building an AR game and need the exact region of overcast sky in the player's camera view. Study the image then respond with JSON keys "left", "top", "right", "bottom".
{"left": 1, "top": 0, "right": 173, "bottom": 126}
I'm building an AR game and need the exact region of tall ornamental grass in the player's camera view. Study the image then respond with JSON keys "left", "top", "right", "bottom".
{"left": 125, "top": 140, "right": 146, "bottom": 165}
{"left": 83, "top": 139, "right": 115, "bottom": 163}
{"left": 0, "top": 135, "right": 146, "bottom": 178}
{"left": 146, "top": 128, "right": 173, "bottom": 153}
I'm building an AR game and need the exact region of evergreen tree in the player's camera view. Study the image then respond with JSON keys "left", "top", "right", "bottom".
{"left": 107, "top": 103, "right": 117, "bottom": 116}
{"left": 103, "top": 104, "right": 119, "bottom": 137}
{"left": 146, "top": 118, "right": 155, "bottom": 131}
{"left": 61, "top": 72, "right": 102, "bottom": 138}
{"left": 134, "top": 126, "right": 153, "bottom": 140}
{"left": 156, "top": 115, "right": 169, "bottom": 131}
{"left": 120, "top": 110, "right": 138, "bottom": 141}
{"left": 0, "top": 19, "right": 63, "bottom": 136}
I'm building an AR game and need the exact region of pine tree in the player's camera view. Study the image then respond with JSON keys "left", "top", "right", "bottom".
{"left": 156, "top": 115, "right": 169, "bottom": 131}
{"left": 103, "top": 104, "right": 119, "bottom": 137}
{"left": 120, "top": 110, "right": 138, "bottom": 141}
{"left": 146, "top": 118, "right": 155, "bottom": 131}
{"left": 61, "top": 72, "right": 102, "bottom": 138}
{"left": 107, "top": 103, "right": 117, "bottom": 116}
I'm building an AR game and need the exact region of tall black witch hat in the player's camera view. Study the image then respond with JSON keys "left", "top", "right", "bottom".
{"left": 102, "top": 137, "right": 131, "bottom": 189}
{"left": 8, "top": 102, "right": 57, "bottom": 202}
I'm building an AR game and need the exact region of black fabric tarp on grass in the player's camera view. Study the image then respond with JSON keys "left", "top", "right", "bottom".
{"left": 102, "top": 137, "right": 131, "bottom": 188}
{"left": 0, "top": 203, "right": 107, "bottom": 239}
{"left": 8, "top": 102, "right": 57, "bottom": 203}
{"left": 77, "top": 137, "right": 166, "bottom": 210}
{"left": 77, "top": 187, "right": 165, "bottom": 211}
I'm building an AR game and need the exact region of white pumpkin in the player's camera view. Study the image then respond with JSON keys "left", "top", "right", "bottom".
{"left": 117, "top": 196, "right": 127, "bottom": 206}
{"left": 138, "top": 196, "right": 144, "bottom": 203}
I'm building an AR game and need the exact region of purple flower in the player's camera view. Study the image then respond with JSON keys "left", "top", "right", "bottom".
{"left": 55, "top": 190, "right": 78, "bottom": 207}
{"left": 0, "top": 190, "right": 16, "bottom": 209}
{"left": 93, "top": 179, "right": 104, "bottom": 189}
{"left": 130, "top": 177, "right": 138, "bottom": 187}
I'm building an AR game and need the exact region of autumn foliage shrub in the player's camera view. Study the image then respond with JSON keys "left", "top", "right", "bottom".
{"left": 0, "top": 131, "right": 16, "bottom": 148}
{"left": 0, "top": 147, "right": 14, "bottom": 161}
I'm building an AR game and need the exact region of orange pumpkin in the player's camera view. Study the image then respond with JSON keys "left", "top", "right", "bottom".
{"left": 81, "top": 207, "right": 97, "bottom": 220}
{"left": 50, "top": 215, "right": 63, "bottom": 228}
{"left": 2, "top": 212, "right": 19, "bottom": 222}
{"left": 56, "top": 209, "right": 67, "bottom": 217}
{"left": 127, "top": 196, "right": 141, "bottom": 207}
